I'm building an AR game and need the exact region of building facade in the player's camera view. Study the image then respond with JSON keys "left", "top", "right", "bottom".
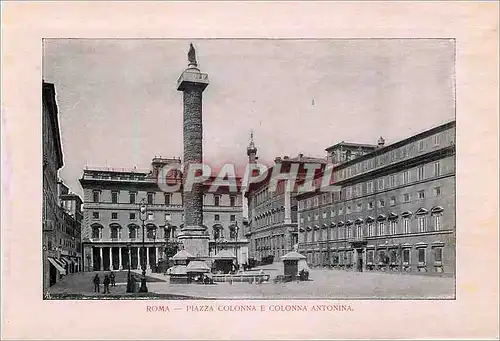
{"left": 79, "top": 157, "right": 247, "bottom": 272}
{"left": 43, "top": 81, "right": 83, "bottom": 293}
{"left": 245, "top": 135, "right": 327, "bottom": 262}
{"left": 297, "top": 121, "right": 456, "bottom": 275}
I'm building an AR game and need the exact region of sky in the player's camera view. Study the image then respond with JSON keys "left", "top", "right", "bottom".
{"left": 43, "top": 39, "right": 455, "bottom": 197}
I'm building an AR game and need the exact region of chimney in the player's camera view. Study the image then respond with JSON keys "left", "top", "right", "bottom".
{"left": 274, "top": 157, "right": 282, "bottom": 164}
{"left": 377, "top": 136, "right": 385, "bottom": 148}
{"left": 298, "top": 153, "right": 304, "bottom": 160}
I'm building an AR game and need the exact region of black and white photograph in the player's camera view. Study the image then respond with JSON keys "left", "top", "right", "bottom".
{"left": 42, "top": 38, "right": 456, "bottom": 300}
{"left": 3, "top": 2, "right": 499, "bottom": 340}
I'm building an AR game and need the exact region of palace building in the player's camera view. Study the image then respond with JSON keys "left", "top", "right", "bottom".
{"left": 244, "top": 134, "right": 327, "bottom": 263}
{"left": 43, "top": 81, "right": 83, "bottom": 292}
{"left": 296, "top": 120, "right": 456, "bottom": 274}
{"left": 79, "top": 157, "right": 247, "bottom": 272}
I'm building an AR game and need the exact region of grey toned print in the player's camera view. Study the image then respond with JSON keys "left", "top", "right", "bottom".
{"left": 42, "top": 39, "right": 455, "bottom": 300}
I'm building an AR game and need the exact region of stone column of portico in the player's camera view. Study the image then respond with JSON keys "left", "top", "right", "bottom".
{"left": 118, "top": 247, "right": 123, "bottom": 270}
{"left": 90, "top": 247, "right": 94, "bottom": 271}
{"left": 108, "top": 247, "right": 113, "bottom": 270}
{"left": 177, "top": 44, "right": 210, "bottom": 259}
{"left": 146, "top": 247, "right": 150, "bottom": 270}
{"left": 137, "top": 247, "right": 141, "bottom": 270}
{"left": 155, "top": 247, "right": 158, "bottom": 265}
{"left": 99, "top": 247, "right": 103, "bottom": 271}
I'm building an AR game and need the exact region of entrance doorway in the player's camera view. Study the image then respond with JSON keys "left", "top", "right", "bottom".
{"left": 356, "top": 249, "right": 364, "bottom": 272}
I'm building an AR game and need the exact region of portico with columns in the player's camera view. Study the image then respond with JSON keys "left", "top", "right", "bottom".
{"left": 86, "top": 243, "right": 166, "bottom": 271}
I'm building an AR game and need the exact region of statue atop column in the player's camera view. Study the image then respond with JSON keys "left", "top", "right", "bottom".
{"left": 188, "top": 43, "right": 197, "bottom": 67}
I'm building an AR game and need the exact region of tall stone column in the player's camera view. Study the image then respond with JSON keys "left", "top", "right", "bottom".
{"left": 146, "top": 247, "right": 150, "bottom": 270}
{"left": 177, "top": 44, "right": 210, "bottom": 259}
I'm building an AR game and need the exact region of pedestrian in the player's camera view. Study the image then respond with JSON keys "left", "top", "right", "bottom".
{"left": 93, "top": 273, "right": 100, "bottom": 293}
{"left": 103, "top": 274, "right": 110, "bottom": 294}
{"left": 110, "top": 271, "right": 116, "bottom": 287}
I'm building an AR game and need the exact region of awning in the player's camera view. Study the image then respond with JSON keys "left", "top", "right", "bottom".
{"left": 48, "top": 257, "right": 66, "bottom": 275}
{"left": 62, "top": 256, "right": 74, "bottom": 265}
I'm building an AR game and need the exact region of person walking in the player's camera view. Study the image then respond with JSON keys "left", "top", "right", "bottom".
{"left": 103, "top": 274, "right": 110, "bottom": 294}
{"left": 110, "top": 271, "right": 116, "bottom": 287}
{"left": 93, "top": 273, "right": 100, "bottom": 293}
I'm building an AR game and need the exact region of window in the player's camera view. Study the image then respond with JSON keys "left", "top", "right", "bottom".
{"left": 434, "top": 134, "right": 440, "bottom": 146}
{"left": 418, "top": 190, "right": 425, "bottom": 199}
{"left": 403, "top": 218, "right": 410, "bottom": 234}
{"left": 403, "top": 171, "right": 410, "bottom": 184}
{"left": 129, "top": 212, "right": 136, "bottom": 220}
{"left": 230, "top": 215, "right": 236, "bottom": 222}
{"left": 418, "top": 248, "right": 426, "bottom": 264}
{"left": 434, "top": 187, "right": 441, "bottom": 196}
{"left": 93, "top": 191, "right": 100, "bottom": 203}
{"left": 390, "top": 197, "right": 396, "bottom": 206}
{"left": 147, "top": 227, "right": 156, "bottom": 239}
{"left": 434, "top": 215, "right": 441, "bottom": 231}
{"left": 389, "top": 175, "right": 395, "bottom": 188}
{"left": 378, "top": 200, "right": 385, "bottom": 208}
{"left": 403, "top": 249, "right": 410, "bottom": 263}
{"left": 230, "top": 196, "right": 236, "bottom": 207}
{"left": 92, "top": 211, "right": 100, "bottom": 219}
{"left": 367, "top": 250, "right": 374, "bottom": 264}
{"left": 417, "top": 166, "right": 425, "bottom": 181}
{"left": 356, "top": 202, "right": 362, "bottom": 212}
{"left": 331, "top": 209, "right": 336, "bottom": 217}
{"left": 418, "top": 140, "right": 425, "bottom": 152}
{"left": 111, "top": 212, "right": 118, "bottom": 220}
{"left": 346, "top": 206, "right": 351, "bottom": 214}
{"left": 339, "top": 207, "right": 343, "bottom": 215}
{"left": 214, "top": 195, "right": 220, "bottom": 206}
{"left": 434, "top": 162, "right": 441, "bottom": 177}
{"left": 368, "top": 202, "right": 373, "bottom": 210}
{"left": 377, "top": 178, "right": 384, "bottom": 191}
{"left": 367, "top": 223, "right": 374, "bottom": 236}
{"left": 390, "top": 220, "right": 397, "bottom": 235}
{"left": 164, "top": 193, "right": 171, "bottom": 205}
{"left": 92, "top": 226, "right": 100, "bottom": 239}
{"left": 214, "top": 214, "right": 220, "bottom": 222}
{"left": 403, "top": 193, "right": 410, "bottom": 202}
{"left": 147, "top": 192, "right": 154, "bottom": 205}
{"left": 434, "top": 247, "right": 443, "bottom": 262}
{"left": 378, "top": 221, "right": 385, "bottom": 236}
{"left": 129, "top": 192, "right": 136, "bottom": 204}
{"left": 418, "top": 216, "right": 427, "bottom": 232}
{"left": 390, "top": 250, "right": 397, "bottom": 264}
{"left": 165, "top": 213, "right": 171, "bottom": 222}
{"left": 147, "top": 212, "right": 154, "bottom": 221}
{"left": 111, "top": 227, "right": 119, "bottom": 239}
{"left": 111, "top": 191, "right": 118, "bottom": 203}
{"left": 367, "top": 181, "right": 374, "bottom": 193}
{"left": 356, "top": 224, "right": 362, "bottom": 237}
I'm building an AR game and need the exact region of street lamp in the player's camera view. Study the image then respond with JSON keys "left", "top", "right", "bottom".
{"left": 138, "top": 200, "right": 148, "bottom": 293}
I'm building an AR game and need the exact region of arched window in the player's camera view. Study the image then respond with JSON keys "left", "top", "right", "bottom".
{"left": 431, "top": 206, "right": 444, "bottom": 231}
{"left": 128, "top": 224, "right": 138, "bottom": 239}
{"left": 416, "top": 208, "right": 429, "bottom": 232}
{"left": 110, "top": 223, "right": 121, "bottom": 239}
{"left": 91, "top": 224, "right": 101, "bottom": 239}
{"left": 146, "top": 224, "right": 157, "bottom": 239}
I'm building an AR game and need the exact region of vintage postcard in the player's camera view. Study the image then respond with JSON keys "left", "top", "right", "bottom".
{"left": 2, "top": 2, "right": 498, "bottom": 340}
